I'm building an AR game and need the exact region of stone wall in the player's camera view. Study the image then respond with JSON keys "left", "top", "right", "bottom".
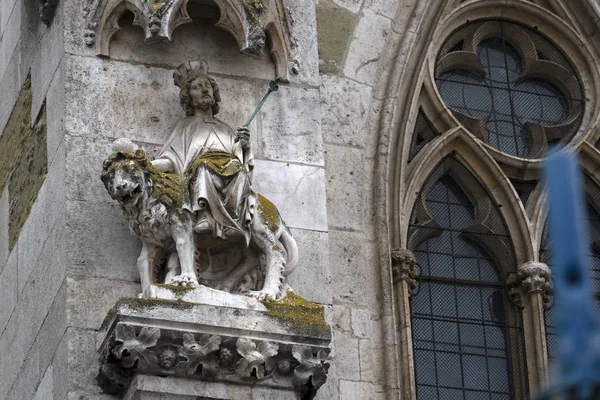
{"left": 0, "top": 0, "right": 67, "bottom": 399}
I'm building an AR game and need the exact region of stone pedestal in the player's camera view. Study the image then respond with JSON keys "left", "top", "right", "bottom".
{"left": 97, "top": 286, "right": 332, "bottom": 400}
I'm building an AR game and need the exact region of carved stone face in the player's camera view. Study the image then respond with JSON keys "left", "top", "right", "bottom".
{"left": 102, "top": 156, "right": 146, "bottom": 207}
{"left": 189, "top": 76, "right": 215, "bottom": 112}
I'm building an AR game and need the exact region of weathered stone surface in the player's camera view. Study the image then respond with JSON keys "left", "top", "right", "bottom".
{"left": 147, "top": 284, "right": 268, "bottom": 310}
{"left": 325, "top": 144, "right": 364, "bottom": 231}
{"left": 343, "top": 9, "right": 391, "bottom": 86}
{"left": 332, "top": 330, "right": 360, "bottom": 380}
{"left": 0, "top": 0, "right": 20, "bottom": 84}
{"left": 328, "top": 230, "right": 369, "bottom": 306}
{"left": 9, "top": 104, "right": 48, "bottom": 252}
{"left": 259, "top": 86, "right": 323, "bottom": 165}
{"left": 52, "top": 331, "right": 69, "bottom": 400}
{"left": 316, "top": 0, "right": 356, "bottom": 74}
{"left": 124, "top": 375, "right": 253, "bottom": 400}
{"left": 67, "top": 277, "right": 140, "bottom": 330}
{"left": 287, "top": 228, "right": 332, "bottom": 305}
{"left": 331, "top": 0, "right": 362, "bottom": 13}
{"left": 33, "top": 365, "right": 53, "bottom": 400}
{"left": 66, "top": 200, "right": 141, "bottom": 282}
{"left": 365, "top": 0, "right": 398, "bottom": 18}
{"left": 0, "top": 245, "right": 17, "bottom": 333}
{"left": 68, "top": 327, "right": 106, "bottom": 395}
{"left": 46, "top": 61, "right": 65, "bottom": 164}
{"left": 252, "top": 160, "right": 327, "bottom": 232}
{"left": 0, "top": 0, "right": 18, "bottom": 37}
{"left": 109, "top": 22, "right": 276, "bottom": 81}
{"left": 0, "top": 43, "right": 23, "bottom": 136}
{"left": 7, "top": 339, "right": 41, "bottom": 400}
{"left": 332, "top": 304, "right": 352, "bottom": 332}
{"left": 321, "top": 75, "right": 371, "bottom": 147}
{"left": 285, "top": 0, "right": 320, "bottom": 86}
{"left": 0, "top": 186, "right": 8, "bottom": 268}
{"left": 351, "top": 308, "right": 372, "bottom": 338}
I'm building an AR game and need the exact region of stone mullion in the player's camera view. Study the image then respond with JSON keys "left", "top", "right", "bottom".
{"left": 391, "top": 248, "right": 418, "bottom": 400}
{"left": 508, "top": 261, "right": 551, "bottom": 395}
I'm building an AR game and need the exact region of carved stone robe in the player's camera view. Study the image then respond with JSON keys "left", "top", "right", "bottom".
{"left": 157, "top": 116, "right": 255, "bottom": 244}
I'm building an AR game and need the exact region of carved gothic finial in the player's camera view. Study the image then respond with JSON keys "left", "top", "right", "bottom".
{"left": 507, "top": 261, "right": 551, "bottom": 306}
{"left": 391, "top": 248, "right": 418, "bottom": 289}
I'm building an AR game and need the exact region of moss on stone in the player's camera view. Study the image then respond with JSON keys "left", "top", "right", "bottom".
{"left": 119, "top": 297, "right": 195, "bottom": 311}
{"left": 8, "top": 95, "right": 48, "bottom": 251}
{"left": 242, "top": 0, "right": 265, "bottom": 25}
{"left": 155, "top": 283, "right": 196, "bottom": 296}
{"left": 145, "top": 161, "right": 188, "bottom": 214}
{"left": 257, "top": 193, "right": 279, "bottom": 232}
{"left": 316, "top": 0, "right": 356, "bottom": 74}
{"left": 262, "top": 292, "right": 330, "bottom": 337}
{"left": 147, "top": 0, "right": 166, "bottom": 14}
{"left": 0, "top": 75, "right": 32, "bottom": 199}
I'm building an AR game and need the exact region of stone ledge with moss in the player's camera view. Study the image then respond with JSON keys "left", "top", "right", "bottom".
{"left": 97, "top": 294, "right": 331, "bottom": 399}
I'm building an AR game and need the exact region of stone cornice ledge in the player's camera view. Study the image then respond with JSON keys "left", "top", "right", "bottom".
{"left": 97, "top": 295, "right": 332, "bottom": 399}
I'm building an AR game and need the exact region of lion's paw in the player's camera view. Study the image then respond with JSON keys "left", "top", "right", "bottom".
{"left": 248, "top": 288, "right": 279, "bottom": 301}
{"left": 171, "top": 273, "right": 199, "bottom": 287}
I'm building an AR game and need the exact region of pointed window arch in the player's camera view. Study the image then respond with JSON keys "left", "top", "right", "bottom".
{"left": 408, "top": 158, "right": 528, "bottom": 399}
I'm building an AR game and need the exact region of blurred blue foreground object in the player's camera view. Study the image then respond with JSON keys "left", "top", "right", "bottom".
{"left": 537, "top": 151, "right": 600, "bottom": 400}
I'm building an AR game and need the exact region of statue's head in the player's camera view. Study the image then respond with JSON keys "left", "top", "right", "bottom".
{"left": 174, "top": 60, "right": 221, "bottom": 116}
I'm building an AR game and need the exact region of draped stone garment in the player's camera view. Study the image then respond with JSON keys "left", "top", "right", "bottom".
{"left": 157, "top": 116, "right": 256, "bottom": 244}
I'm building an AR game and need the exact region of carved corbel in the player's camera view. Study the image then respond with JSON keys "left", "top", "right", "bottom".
{"left": 40, "top": 0, "right": 59, "bottom": 24}
{"left": 391, "top": 248, "right": 418, "bottom": 291}
{"left": 84, "top": 0, "right": 295, "bottom": 80}
{"left": 507, "top": 261, "right": 551, "bottom": 307}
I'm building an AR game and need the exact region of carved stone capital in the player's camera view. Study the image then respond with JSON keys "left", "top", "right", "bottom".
{"left": 391, "top": 248, "right": 418, "bottom": 289}
{"left": 40, "top": 0, "right": 59, "bottom": 24}
{"left": 98, "top": 298, "right": 331, "bottom": 398}
{"left": 507, "top": 261, "right": 551, "bottom": 306}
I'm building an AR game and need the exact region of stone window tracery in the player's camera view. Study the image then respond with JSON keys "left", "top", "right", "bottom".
{"left": 408, "top": 158, "right": 528, "bottom": 400}
{"left": 435, "top": 20, "right": 584, "bottom": 159}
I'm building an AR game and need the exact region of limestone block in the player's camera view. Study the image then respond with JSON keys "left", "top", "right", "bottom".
{"left": 47, "top": 63, "right": 65, "bottom": 164}
{"left": 343, "top": 9, "right": 391, "bottom": 86}
{"left": 0, "top": 0, "right": 20, "bottom": 84}
{"left": 66, "top": 200, "right": 141, "bottom": 282}
{"left": 332, "top": 330, "right": 360, "bottom": 380}
{"left": 6, "top": 340, "right": 41, "bottom": 400}
{"left": 17, "top": 145, "right": 66, "bottom": 295}
{"left": 316, "top": 0, "right": 356, "bottom": 74}
{"left": 124, "top": 375, "right": 253, "bottom": 400}
{"left": 339, "top": 380, "right": 361, "bottom": 400}
{"left": 252, "top": 160, "right": 327, "bottom": 232}
{"left": 332, "top": 305, "right": 352, "bottom": 332}
{"left": 284, "top": 0, "right": 320, "bottom": 86}
{"left": 287, "top": 228, "right": 332, "bottom": 305}
{"left": 328, "top": 230, "right": 369, "bottom": 306}
{"left": 0, "top": 186, "right": 8, "bottom": 268}
{"left": 52, "top": 332, "right": 69, "bottom": 400}
{"left": 252, "top": 386, "right": 298, "bottom": 400}
{"left": 331, "top": 0, "right": 362, "bottom": 13}
{"left": 67, "top": 277, "right": 140, "bottom": 330}
{"left": 31, "top": 3, "right": 64, "bottom": 122}
{"left": 19, "top": 0, "right": 46, "bottom": 75}
{"left": 0, "top": 0, "right": 18, "bottom": 37}
{"left": 351, "top": 308, "right": 372, "bottom": 338}
{"left": 365, "top": 0, "right": 398, "bottom": 18}
{"left": 36, "top": 282, "right": 67, "bottom": 382}
{"left": 109, "top": 23, "right": 276, "bottom": 81}
{"left": 259, "top": 86, "right": 324, "bottom": 165}
{"left": 325, "top": 144, "right": 364, "bottom": 231}
{"left": 65, "top": 55, "right": 259, "bottom": 145}
{"left": 146, "top": 285, "right": 268, "bottom": 311}
{"left": 314, "top": 363, "right": 339, "bottom": 400}
{"left": 0, "top": 246, "right": 16, "bottom": 333}
{"left": 33, "top": 365, "right": 53, "bottom": 400}
{"left": 0, "top": 32, "right": 22, "bottom": 136}
{"left": 320, "top": 75, "right": 371, "bottom": 148}
{"left": 68, "top": 327, "right": 106, "bottom": 395}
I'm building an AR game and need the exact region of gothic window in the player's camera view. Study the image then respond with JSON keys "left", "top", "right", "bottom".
{"left": 408, "top": 158, "right": 528, "bottom": 399}
{"left": 434, "top": 20, "right": 584, "bottom": 159}
{"left": 409, "top": 108, "right": 438, "bottom": 162}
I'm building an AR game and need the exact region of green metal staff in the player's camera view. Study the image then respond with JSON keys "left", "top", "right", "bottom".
{"left": 236, "top": 77, "right": 281, "bottom": 143}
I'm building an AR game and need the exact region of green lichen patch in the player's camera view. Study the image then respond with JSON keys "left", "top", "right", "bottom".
{"left": 8, "top": 102, "right": 48, "bottom": 251}
{"left": 119, "top": 297, "right": 195, "bottom": 311}
{"left": 155, "top": 283, "right": 196, "bottom": 297}
{"left": 257, "top": 193, "right": 279, "bottom": 232}
{"left": 316, "top": 0, "right": 356, "bottom": 74}
{"left": 242, "top": 0, "right": 265, "bottom": 25}
{"left": 262, "top": 292, "right": 330, "bottom": 337}
{"left": 0, "top": 75, "right": 32, "bottom": 199}
{"left": 147, "top": 0, "right": 167, "bottom": 14}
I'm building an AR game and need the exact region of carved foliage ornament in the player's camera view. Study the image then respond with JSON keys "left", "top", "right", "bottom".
{"left": 84, "top": 0, "right": 296, "bottom": 79}
{"left": 391, "top": 248, "right": 418, "bottom": 289}
{"left": 507, "top": 261, "right": 551, "bottom": 306}
{"left": 99, "top": 324, "right": 330, "bottom": 395}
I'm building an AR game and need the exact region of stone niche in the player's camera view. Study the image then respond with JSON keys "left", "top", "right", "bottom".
{"left": 97, "top": 292, "right": 331, "bottom": 400}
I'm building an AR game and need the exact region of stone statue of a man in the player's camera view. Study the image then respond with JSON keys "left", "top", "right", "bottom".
{"left": 151, "top": 60, "right": 256, "bottom": 245}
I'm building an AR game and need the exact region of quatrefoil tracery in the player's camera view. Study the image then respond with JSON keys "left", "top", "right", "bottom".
{"left": 435, "top": 20, "right": 584, "bottom": 159}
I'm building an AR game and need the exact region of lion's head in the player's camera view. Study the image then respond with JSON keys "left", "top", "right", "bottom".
{"left": 101, "top": 148, "right": 151, "bottom": 207}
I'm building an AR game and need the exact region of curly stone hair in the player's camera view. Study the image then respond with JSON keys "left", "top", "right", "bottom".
{"left": 179, "top": 72, "right": 221, "bottom": 116}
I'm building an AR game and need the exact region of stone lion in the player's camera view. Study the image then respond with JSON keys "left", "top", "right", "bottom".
{"left": 101, "top": 141, "right": 298, "bottom": 300}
